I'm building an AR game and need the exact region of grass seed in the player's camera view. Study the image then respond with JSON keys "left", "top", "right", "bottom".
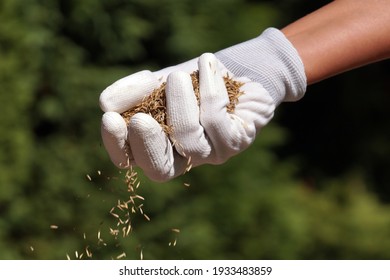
{"left": 120, "top": 71, "right": 244, "bottom": 135}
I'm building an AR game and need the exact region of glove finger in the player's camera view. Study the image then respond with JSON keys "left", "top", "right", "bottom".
{"left": 128, "top": 113, "right": 187, "bottom": 182}
{"left": 99, "top": 70, "right": 159, "bottom": 113}
{"left": 101, "top": 112, "right": 133, "bottom": 168}
{"left": 166, "top": 71, "right": 211, "bottom": 163}
{"left": 234, "top": 79, "right": 275, "bottom": 132}
{"left": 198, "top": 53, "right": 249, "bottom": 163}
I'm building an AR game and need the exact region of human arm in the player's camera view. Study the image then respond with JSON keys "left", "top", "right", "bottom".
{"left": 99, "top": 0, "right": 390, "bottom": 182}
{"left": 100, "top": 29, "right": 303, "bottom": 181}
{"left": 281, "top": 0, "right": 390, "bottom": 84}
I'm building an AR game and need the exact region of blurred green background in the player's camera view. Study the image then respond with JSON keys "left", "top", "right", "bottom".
{"left": 1, "top": 0, "right": 389, "bottom": 260}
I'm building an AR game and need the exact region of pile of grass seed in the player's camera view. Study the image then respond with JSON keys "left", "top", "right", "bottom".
{"left": 120, "top": 71, "right": 244, "bottom": 135}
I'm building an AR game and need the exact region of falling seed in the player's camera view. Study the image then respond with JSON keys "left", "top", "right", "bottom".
{"left": 110, "top": 212, "right": 119, "bottom": 219}
{"left": 131, "top": 194, "right": 144, "bottom": 201}
{"left": 126, "top": 224, "right": 132, "bottom": 236}
{"left": 143, "top": 214, "right": 150, "bottom": 221}
{"left": 109, "top": 228, "right": 119, "bottom": 236}
{"left": 116, "top": 252, "right": 126, "bottom": 259}
{"left": 171, "top": 228, "right": 180, "bottom": 233}
{"left": 184, "top": 183, "right": 190, "bottom": 187}
{"left": 97, "top": 170, "right": 101, "bottom": 175}
{"left": 140, "top": 249, "right": 143, "bottom": 260}
{"left": 85, "top": 246, "right": 92, "bottom": 258}
{"left": 30, "top": 246, "right": 34, "bottom": 252}
{"left": 66, "top": 254, "right": 71, "bottom": 260}
{"left": 86, "top": 174, "right": 92, "bottom": 181}
{"left": 185, "top": 163, "right": 193, "bottom": 173}
{"left": 50, "top": 225, "right": 58, "bottom": 229}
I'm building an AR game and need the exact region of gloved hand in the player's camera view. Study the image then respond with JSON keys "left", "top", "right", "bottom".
{"left": 99, "top": 28, "right": 307, "bottom": 182}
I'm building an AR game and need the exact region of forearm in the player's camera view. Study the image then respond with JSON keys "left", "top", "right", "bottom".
{"left": 281, "top": 0, "right": 390, "bottom": 85}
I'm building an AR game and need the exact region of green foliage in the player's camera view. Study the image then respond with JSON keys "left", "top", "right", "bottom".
{"left": 0, "top": 0, "right": 389, "bottom": 260}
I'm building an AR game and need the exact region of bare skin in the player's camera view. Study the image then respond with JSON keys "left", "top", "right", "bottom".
{"left": 281, "top": 0, "right": 390, "bottom": 85}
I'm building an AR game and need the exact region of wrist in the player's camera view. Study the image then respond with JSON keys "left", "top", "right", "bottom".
{"left": 215, "top": 28, "right": 307, "bottom": 105}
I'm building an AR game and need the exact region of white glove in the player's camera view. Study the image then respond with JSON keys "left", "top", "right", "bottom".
{"left": 99, "top": 58, "right": 199, "bottom": 172}
{"left": 99, "top": 28, "right": 307, "bottom": 182}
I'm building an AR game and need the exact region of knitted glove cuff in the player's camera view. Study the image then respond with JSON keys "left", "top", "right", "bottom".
{"left": 215, "top": 27, "right": 307, "bottom": 105}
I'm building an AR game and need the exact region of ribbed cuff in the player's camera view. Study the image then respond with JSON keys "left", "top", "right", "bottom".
{"left": 215, "top": 28, "right": 307, "bottom": 105}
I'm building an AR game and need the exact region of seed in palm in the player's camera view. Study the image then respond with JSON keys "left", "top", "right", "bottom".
{"left": 120, "top": 71, "right": 244, "bottom": 135}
